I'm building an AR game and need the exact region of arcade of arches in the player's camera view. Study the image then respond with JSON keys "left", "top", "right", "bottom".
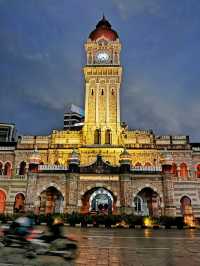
{"left": 0, "top": 185, "right": 197, "bottom": 221}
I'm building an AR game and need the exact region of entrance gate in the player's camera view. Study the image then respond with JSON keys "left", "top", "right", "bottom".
{"left": 81, "top": 187, "right": 115, "bottom": 214}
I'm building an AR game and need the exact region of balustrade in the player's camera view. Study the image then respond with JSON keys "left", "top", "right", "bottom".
{"left": 0, "top": 175, "right": 27, "bottom": 180}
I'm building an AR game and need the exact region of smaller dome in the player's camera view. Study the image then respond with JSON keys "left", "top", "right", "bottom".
{"left": 119, "top": 148, "right": 132, "bottom": 165}
{"left": 89, "top": 15, "right": 119, "bottom": 41}
{"left": 29, "top": 147, "right": 41, "bottom": 165}
{"left": 68, "top": 148, "right": 80, "bottom": 165}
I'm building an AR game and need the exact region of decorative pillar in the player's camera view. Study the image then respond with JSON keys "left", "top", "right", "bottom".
{"left": 96, "top": 84, "right": 99, "bottom": 124}
{"left": 106, "top": 84, "right": 109, "bottom": 125}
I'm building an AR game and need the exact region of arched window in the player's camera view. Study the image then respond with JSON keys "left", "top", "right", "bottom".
{"left": 105, "top": 129, "right": 111, "bottom": 144}
{"left": 55, "top": 161, "right": 60, "bottom": 165}
{"left": 91, "top": 89, "right": 94, "bottom": 96}
{"left": 135, "top": 162, "right": 142, "bottom": 167}
{"left": 162, "top": 165, "right": 171, "bottom": 174}
{"left": 144, "top": 162, "right": 151, "bottom": 167}
{"left": 180, "top": 163, "right": 188, "bottom": 177}
{"left": 0, "top": 190, "right": 6, "bottom": 214}
{"left": 19, "top": 161, "right": 26, "bottom": 175}
{"left": 13, "top": 193, "right": 25, "bottom": 213}
{"left": 180, "top": 196, "right": 191, "bottom": 216}
{"left": 29, "top": 162, "right": 40, "bottom": 173}
{"left": 171, "top": 163, "right": 178, "bottom": 175}
{"left": 114, "top": 53, "right": 118, "bottom": 64}
{"left": 111, "top": 89, "right": 114, "bottom": 95}
{"left": 4, "top": 162, "right": 12, "bottom": 176}
{"left": 134, "top": 196, "right": 142, "bottom": 213}
{"left": 101, "top": 89, "right": 104, "bottom": 95}
{"left": 0, "top": 162, "right": 3, "bottom": 175}
{"left": 88, "top": 54, "right": 92, "bottom": 64}
{"left": 94, "top": 129, "right": 101, "bottom": 144}
{"left": 40, "top": 186, "right": 64, "bottom": 215}
{"left": 197, "top": 164, "right": 200, "bottom": 178}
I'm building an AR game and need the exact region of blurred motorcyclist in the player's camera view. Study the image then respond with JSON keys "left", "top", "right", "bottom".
{"left": 48, "top": 216, "right": 64, "bottom": 241}
{"left": 2, "top": 214, "right": 34, "bottom": 246}
{"left": 14, "top": 215, "right": 34, "bottom": 237}
{"left": 50, "top": 217, "right": 64, "bottom": 239}
{"left": 39, "top": 216, "right": 64, "bottom": 243}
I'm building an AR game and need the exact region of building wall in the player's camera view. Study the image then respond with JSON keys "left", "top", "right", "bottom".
{"left": 0, "top": 177, "right": 27, "bottom": 213}
{"left": 1, "top": 19, "right": 200, "bottom": 218}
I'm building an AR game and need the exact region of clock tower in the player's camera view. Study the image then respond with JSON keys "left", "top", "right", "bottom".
{"left": 83, "top": 16, "right": 122, "bottom": 145}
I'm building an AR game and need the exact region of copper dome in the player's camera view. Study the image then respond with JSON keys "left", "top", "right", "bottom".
{"left": 89, "top": 16, "right": 119, "bottom": 41}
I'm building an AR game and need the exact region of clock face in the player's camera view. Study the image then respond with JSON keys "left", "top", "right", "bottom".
{"left": 96, "top": 51, "right": 110, "bottom": 63}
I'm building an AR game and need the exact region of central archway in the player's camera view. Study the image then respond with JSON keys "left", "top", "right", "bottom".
{"left": 81, "top": 187, "right": 116, "bottom": 214}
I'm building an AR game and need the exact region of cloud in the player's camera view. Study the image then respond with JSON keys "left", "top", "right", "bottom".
{"left": 0, "top": 0, "right": 200, "bottom": 141}
{"left": 112, "top": 0, "right": 161, "bottom": 19}
{"left": 121, "top": 75, "right": 200, "bottom": 139}
{"left": 23, "top": 53, "right": 48, "bottom": 61}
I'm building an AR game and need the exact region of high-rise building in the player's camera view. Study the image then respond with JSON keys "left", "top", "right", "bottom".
{"left": 0, "top": 123, "right": 16, "bottom": 143}
{"left": 64, "top": 104, "right": 84, "bottom": 130}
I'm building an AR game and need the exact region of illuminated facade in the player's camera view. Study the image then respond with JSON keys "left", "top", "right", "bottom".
{"left": 1, "top": 17, "right": 200, "bottom": 222}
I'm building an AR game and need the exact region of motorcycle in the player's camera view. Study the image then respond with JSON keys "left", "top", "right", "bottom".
{"left": 0, "top": 222, "right": 33, "bottom": 247}
{"left": 0, "top": 223, "right": 78, "bottom": 260}
{"left": 26, "top": 231, "right": 78, "bottom": 260}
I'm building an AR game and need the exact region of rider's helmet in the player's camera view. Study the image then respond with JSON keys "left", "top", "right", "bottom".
{"left": 53, "top": 217, "right": 64, "bottom": 225}
{"left": 15, "top": 216, "right": 32, "bottom": 227}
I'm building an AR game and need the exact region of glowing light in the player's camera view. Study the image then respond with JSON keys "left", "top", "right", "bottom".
{"left": 184, "top": 215, "right": 196, "bottom": 228}
{"left": 144, "top": 217, "right": 152, "bottom": 227}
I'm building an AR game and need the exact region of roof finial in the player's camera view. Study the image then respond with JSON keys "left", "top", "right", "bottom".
{"left": 102, "top": 13, "right": 106, "bottom": 20}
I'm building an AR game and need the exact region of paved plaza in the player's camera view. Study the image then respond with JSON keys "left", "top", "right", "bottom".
{"left": 1, "top": 228, "right": 200, "bottom": 265}
{"left": 74, "top": 228, "right": 200, "bottom": 266}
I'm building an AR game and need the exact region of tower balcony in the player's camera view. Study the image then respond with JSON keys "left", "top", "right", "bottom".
{"left": 38, "top": 164, "right": 68, "bottom": 172}
{"left": 131, "top": 165, "right": 162, "bottom": 174}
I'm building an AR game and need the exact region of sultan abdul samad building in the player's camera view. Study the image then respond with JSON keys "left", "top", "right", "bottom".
{"left": 1, "top": 17, "right": 200, "bottom": 223}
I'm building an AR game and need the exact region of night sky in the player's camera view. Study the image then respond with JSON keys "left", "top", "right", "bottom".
{"left": 0, "top": 0, "right": 200, "bottom": 141}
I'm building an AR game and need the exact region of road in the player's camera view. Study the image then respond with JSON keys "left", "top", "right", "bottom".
{"left": 1, "top": 227, "right": 200, "bottom": 265}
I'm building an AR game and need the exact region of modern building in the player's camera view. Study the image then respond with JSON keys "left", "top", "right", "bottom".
{"left": 0, "top": 17, "right": 200, "bottom": 224}
{"left": 0, "top": 123, "right": 16, "bottom": 143}
{"left": 64, "top": 104, "right": 84, "bottom": 130}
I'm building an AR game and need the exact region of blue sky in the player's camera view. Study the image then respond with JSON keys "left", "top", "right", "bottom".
{"left": 0, "top": 0, "right": 200, "bottom": 141}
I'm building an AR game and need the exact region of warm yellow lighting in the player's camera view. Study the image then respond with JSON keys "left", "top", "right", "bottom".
{"left": 189, "top": 222, "right": 195, "bottom": 227}
{"left": 184, "top": 215, "right": 196, "bottom": 228}
{"left": 144, "top": 217, "right": 152, "bottom": 227}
